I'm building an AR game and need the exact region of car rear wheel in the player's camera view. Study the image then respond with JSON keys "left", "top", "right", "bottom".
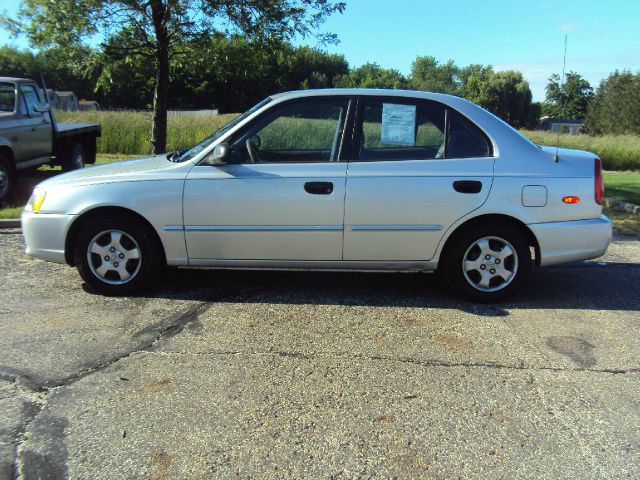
{"left": 74, "top": 216, "right": 161, "bottom": 295}
{"left": 443, "top": 223, "right": 532, "bottom": 302}
{"left": 62, "top": 143, "right": 85, "bottom": 172}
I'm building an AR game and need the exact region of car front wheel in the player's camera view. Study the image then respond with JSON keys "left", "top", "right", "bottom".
{"left": 443, "top": 223, "right": 532, "bottom": 302}
{"left": 74, "top": 216, "right": 161, "bottom": 295}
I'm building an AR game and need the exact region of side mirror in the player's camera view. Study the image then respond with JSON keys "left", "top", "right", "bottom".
{"left": 33, "top": 101, "right": 50, "bottom": 113}
{"left": 201, "top": 143, "right": 229, "bottom": 166}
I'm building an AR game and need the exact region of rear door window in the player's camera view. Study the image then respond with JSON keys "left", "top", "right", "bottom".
{"left": 359, "top": 99, "right": 445, "bottom": 161}
{"left": 355, "top": 97, "right": 492, "bottom": 161}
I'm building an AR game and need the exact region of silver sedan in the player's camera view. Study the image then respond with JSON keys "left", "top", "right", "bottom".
{"left": 22, "top": 89, "right": 611, "bottom": 302}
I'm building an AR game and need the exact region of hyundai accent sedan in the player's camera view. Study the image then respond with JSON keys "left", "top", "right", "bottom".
{"left": 22, "top": 89, "right": 611, "bottom": 302}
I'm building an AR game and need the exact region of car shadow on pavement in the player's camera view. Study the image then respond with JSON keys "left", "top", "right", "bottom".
{"left": 98, "top": 261, "right": 640, "bottom": 315}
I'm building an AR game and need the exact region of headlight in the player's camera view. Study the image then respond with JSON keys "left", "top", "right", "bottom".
{"left": 26, "top": 188, "right": 46, "bottom": 213}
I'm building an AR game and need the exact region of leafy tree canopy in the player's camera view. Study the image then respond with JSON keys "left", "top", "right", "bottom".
{"left": 334, "top": 63, "right": 408, "bottom": 89}
{"left": 584, "top": 70, "right": 640, "bottom": 135}
{"left": 410, "top": 56, "right": 459, "bottom": 94}
{"left": 543, "top": 71, "right": 593, "bottom": 119}
{"left": 2, "top": 0, "right": 345, "bottom": 153}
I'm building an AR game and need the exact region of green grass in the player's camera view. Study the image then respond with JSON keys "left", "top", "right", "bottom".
{"left": 601, "top": 168, "right": 640, "bottom": 238}
{"left": 56, "top": 111, "right": 239, "bottom": 155}
{"left": 521, "top": 130, "right": 640, "bottom": 171}
{"left": 52, "top": 111, "right": 640, "bottom": 170}
{"left": 603, "top": 170, "right": 640, "bottom": 205}
{"left": 260, "top": 117, "right": 339, "bottom": 151}
{"left": 604, "top": 206, "right": 640, "bottom": 238}
{"left": 0, "top": 206, "right": 23, "bottom": 219}
{"left": 53, "top": 112, "right": 640, "bottom": 172}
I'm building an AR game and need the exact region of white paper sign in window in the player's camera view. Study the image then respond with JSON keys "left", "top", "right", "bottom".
{"left": 381, "top": 103, "right": 416, "bottom": 146}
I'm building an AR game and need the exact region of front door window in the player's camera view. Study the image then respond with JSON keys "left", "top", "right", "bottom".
{"left": 228, "top": 99, "right": 349, "bottom": 164}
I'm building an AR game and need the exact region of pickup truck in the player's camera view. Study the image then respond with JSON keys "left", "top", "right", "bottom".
{"left": 0, "top": 76, "right": 101, "bottom": 204}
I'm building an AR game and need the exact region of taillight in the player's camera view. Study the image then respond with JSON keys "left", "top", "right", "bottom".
{"left": 594, "top": 158, "right": 604, "bottom": 205}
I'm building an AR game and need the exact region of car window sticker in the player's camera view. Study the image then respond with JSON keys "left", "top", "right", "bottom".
{"left": 381, "top": 103, "right": 416, "bottom": 146}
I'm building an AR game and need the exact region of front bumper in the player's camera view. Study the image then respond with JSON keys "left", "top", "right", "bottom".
{"left": 22, "top": 211, "right": 77, "bottom": 264}
{"left": 529, "top": 215, "right": 612, "bottom": 267}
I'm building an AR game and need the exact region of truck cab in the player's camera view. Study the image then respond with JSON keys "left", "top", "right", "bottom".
{"left": 0, "top": 77, "right": 101, "bottom": 204}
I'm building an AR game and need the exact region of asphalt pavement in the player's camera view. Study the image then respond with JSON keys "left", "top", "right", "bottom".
{"left": 0, "top": 228, "right": 638, "bottom": 479}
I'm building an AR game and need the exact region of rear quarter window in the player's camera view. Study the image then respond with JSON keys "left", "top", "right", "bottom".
{"left": 447, "top": 110, "right": 492, "bottom": 158}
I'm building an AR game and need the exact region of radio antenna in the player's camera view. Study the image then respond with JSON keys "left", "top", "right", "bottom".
{"left": 553, "top": 34, "right": 568, "bottom": 163}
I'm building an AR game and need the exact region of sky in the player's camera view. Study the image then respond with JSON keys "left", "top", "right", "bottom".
{"left": 1, "top": 0, "right": 639, "bottom": 101}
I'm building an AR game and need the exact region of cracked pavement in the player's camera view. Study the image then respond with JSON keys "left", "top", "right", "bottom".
{"left": 0, "top": 228, "right": 639, "bottom": 479}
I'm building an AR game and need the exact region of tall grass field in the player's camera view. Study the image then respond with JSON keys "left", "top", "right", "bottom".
{"left": 56, "top": 111, "right": 640, "bottom": 171}
{"left": 521, "top": 130, "right": 640, "bottom": 171}
{"left": 57, "top": 111, "right": 238, "bottom": 155}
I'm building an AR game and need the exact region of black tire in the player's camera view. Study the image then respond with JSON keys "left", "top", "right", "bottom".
{"left": 73, "top": 215, "right": 161, "bottom": 295}
{"left": 62, "top": 143, "right": 85, "bottom": 172}
{"left": 443, "top": 223, "right": 532, "bottom": 303}
{"left": 0, "top": 154, "right": 14, "bottom": 206}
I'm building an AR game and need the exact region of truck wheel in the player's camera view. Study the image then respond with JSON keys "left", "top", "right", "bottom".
{"left": 62, "top": 143, "right": 85, "bottom": 172}
{"left": 0, "top": 155, "right": 14, "bottom": 206}
{"left": 73, "top": 215, "right": 161, "bottom": 295}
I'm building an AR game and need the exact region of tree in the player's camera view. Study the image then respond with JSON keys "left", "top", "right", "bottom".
{"left": 584, "top": 70, "right": 640, "bottom": 135}
{"left": 0, "top": 45, "right": 99, "bottom": 100}
{"left": 3, "top": 0, "right": 345, "bottom": 153}
{"left": 334, "top": 62, "right": 408, "bottom": 89}
{"left": 543, "top": 71, "right": 593, "bottom": 119}
{"left": 458, "top": 64, "right": 494, "bottom": 105}
{"left": 481, "top": 71, "right": 537, "bottom": 129}
{"left": 410, "top": 56, "right": 459, "bottom": 94}
{"left": 94, "top": 32, "right": 157, "bottom": 109}
{"left": 0, "top": 46, "right": 38, "bottom": 78}
{"left": 280, "top": 46, "right": 348, "bottom": 91}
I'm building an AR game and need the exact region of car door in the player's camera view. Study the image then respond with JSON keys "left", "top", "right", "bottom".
{"left": 183, "top": 96, "right": 352, "bottom": 264}
{"left": 16, "top": 83, "right": 52, "bottom": 164}
{"left": 343, "top": 96, "right": 494, "bottom": 261}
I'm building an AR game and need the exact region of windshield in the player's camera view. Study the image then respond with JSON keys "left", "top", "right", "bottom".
{"left": 172, "top": 97, "right": 272, "bottom": 162}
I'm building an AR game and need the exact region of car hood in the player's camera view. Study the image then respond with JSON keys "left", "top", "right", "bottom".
{"left": 39, "top": 155, "right": 191, "bottom": 188}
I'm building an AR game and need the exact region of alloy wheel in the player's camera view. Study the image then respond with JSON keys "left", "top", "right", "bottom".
{"left": 462, "top": 236, "right": 518, "bottom": 292}
{"left": 86, "top": 229, "right": 142, "bottom": 284}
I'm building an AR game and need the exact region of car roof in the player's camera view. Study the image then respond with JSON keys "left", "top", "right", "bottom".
{"left": 270, "top": 88, "right": 465, "bottom": 103}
